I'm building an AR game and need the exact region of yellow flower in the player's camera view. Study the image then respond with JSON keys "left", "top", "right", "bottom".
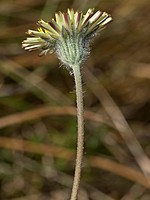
{"left": 22, "top": 8, "right": 112, "bottom": 66}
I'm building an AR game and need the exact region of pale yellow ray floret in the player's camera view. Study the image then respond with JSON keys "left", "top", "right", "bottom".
{"left": 37, "top": 19, "right": 60, "bottom": 38}
{"left": 22, "top": 8, "right": 112, "bottom": 56}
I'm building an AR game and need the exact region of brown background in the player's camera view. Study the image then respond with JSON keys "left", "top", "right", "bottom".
{"left": 0, "top": 0, "right": 150, "bottom": 199}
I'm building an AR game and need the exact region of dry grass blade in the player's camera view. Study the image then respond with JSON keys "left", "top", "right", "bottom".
{"left": 0, "top": 59, "right": 71, "bottom": 104}
{"left": 84, "top": 68, "right": 150, "bottom": 177}
{"left": 0, "top": 136, "right": 150, "bottom": 189}
{"left": 0, "top": 106, "right": 109, "bottom": 129}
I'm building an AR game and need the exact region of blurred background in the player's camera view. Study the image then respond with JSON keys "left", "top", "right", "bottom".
{"left": 0, "top": 0, "right": 150, "bottom": 199}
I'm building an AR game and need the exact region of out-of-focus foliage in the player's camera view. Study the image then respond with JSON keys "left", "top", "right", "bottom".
{"left": 0, "top": 0, "right": 150, "bottom": 199}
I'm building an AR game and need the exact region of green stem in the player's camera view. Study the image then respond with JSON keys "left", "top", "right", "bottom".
{"left": 70, "top": 65, "right": 84, "bottom": 200}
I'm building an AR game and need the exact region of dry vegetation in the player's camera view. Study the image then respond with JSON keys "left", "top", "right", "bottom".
{"left": 0, "top": 0, "right": 150, "bottom": 199}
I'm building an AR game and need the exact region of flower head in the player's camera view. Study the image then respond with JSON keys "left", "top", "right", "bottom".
{"left": 22, "top": 8, "right": 112, "bottom": 67}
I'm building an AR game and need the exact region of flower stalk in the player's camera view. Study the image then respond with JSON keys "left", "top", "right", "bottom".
{"left": 22, "top": 8, "right": 112, "bottom": 200}
{"left": 71, "top": 65, "right": 84, "bottom": 200}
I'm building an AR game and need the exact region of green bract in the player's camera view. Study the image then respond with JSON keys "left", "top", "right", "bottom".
{"left": 22, "top": 8, "right": 112, "bottom": 67}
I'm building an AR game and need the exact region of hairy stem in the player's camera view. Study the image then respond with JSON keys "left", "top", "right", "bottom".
{"left": 70, "top": 65, "right": 84, "bottom": 200}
